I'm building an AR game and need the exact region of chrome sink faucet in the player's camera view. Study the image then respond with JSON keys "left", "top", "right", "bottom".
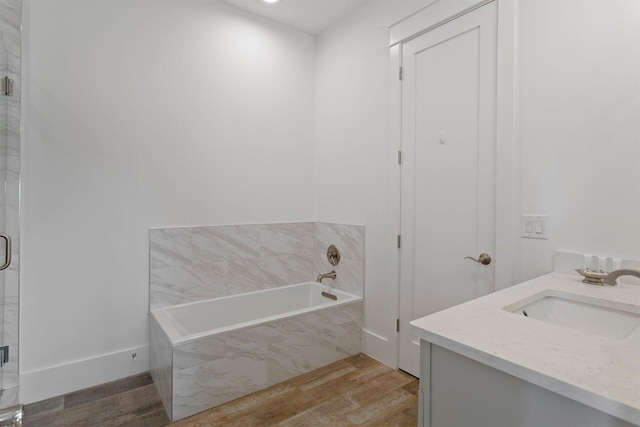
{"left": 316, "top": 270, "right": 336, "bottom": 283}
{"left": 603, "top": 269, "right": 640, "bottom": 286}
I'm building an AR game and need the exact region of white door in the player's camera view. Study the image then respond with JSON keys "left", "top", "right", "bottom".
{"left": 399, "top": 2, "right": 498, "bottom": 377}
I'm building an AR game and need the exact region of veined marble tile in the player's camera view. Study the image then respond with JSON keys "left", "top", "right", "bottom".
{"left": 305, "top": 310, "right": 338, "bottom": 335}
{"left": 192, "top": 225, "right": 260, "bottom": 264}
{"left": 258, "top": 255, "right": 289, "bottom": 286}
{"left": 0, "top": 387, "right": 19, "bottom": 410}
{"left": 4, "top": 157, "right": 20, "bottom": 248}
{"left": 6, "top": 104, "right": 19, "bottom": 158}
{"left": 0, "top": 0, "right": 20, "bottom": 30}
{"left": 149, "top": 316, "right": 173, "bottom": 420}
{"left": 266, "top": 340, "right": 310, "bottom": 386}
{"left": 2, "top": 301, "right": 18, "bottom": 389}
{"left": 0, "top": 169, "right": 5, "bottom": 191}
{"left": 3, "top": 255, "right": 18, "bottom": 299}
{"left": 0, "top": 204, "right": 6, "bottom": 239}
{"left": 266, "top": 332, "right": 336, "bottom": 386}
{"left": 173, "top": 355, "right": 268, "bottom": 421}
{"left": 238, "top": 317, "right": 306, "bottom": 345}
{"left": 306, "top": 302, "right": 363, "bottom": 331}
{"left": 227, "top": 259, "right": 277, "bottom": 295}
{"left": 174, "top": 336, "right": 225, "bottom": 372}
{"left": 259, "top": 223, "right": 314, "bottom": 257}
{"left": 189, "top": 262, "right": 228, "bottom": 289}
{"left": 287, "top": 251, "right": 315, "bottom": 284}
{"left": 224, "top": 331, "right": 268, "bottom": 358}
{"left": 335, "top": 320, "right": 363, "bottom": 360}
{"left": 316, "top": 324, "right": 338, "bottom": 350}
{"left": 332, "top": 302, "right": 364, "bottom": 327}
{"left": 149, "top": 228, "right": 192, "bottom": 269}
{"left": 314, "top": 222, "right": 365, "bottom": 262}
{"left": 150, "top": 262, "right": 227, "bottom": 309}
{"left": 295, "top": 328, "right": 336, "bottom": 367}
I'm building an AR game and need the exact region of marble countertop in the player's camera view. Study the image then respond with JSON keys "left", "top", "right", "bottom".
{"left": 410, "top": 272, "right": 640, "bottom": 425}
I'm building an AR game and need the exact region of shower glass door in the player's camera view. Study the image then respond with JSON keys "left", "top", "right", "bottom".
{"left": 0, "top": 15, "right": 7, "bottom": 393}
{"left": 0, "top": 0, "right": 21, "bottom": 394}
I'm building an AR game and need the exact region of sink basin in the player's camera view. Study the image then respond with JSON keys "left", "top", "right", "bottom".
{"left": 505, "top": 292, "right": 640, "bottom": 340}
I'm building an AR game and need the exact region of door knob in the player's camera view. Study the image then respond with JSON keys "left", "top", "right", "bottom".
{"left": 464, "top": 253, "right": 491, "bottom": 265}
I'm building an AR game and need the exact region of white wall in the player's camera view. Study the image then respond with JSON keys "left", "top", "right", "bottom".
{"left": 516, "top": 0, "right": 640, "bottom": 281}
{"left": 19, "top": 0, "right": 640, "bottom": 400}
{"left": 314, "top": 0, "right": 640, "bottom": 366}
{"left": 21, "top": 0, "right": 315, "bottom": 401}
{"left": 314, "top": 0, "right": 432, "bottom": 367}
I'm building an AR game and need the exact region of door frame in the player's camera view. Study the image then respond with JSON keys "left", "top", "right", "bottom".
{"left": 388, "top": 0, "right": 518, "bottom": 369}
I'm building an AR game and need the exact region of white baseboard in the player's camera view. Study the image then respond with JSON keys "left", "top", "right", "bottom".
{"left": 362, "top": 328, "right": 397, "bottom": 368}
{"left": 19, "top": 345, "right": 149, "bottom": 404}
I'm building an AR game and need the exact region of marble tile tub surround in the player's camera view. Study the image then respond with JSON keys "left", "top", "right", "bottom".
{"left": 149, "top": 222, "right": 364, "bottom": 309}
{"left": 150, "top": 300, "right": 364, "bottom": 421}
{"left": 149, "top": 315, "right": 173, "bottom": 420}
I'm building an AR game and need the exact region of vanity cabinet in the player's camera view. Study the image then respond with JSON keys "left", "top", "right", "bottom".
{"left": 418, "top": 341, "right": 636, "bottom": 427}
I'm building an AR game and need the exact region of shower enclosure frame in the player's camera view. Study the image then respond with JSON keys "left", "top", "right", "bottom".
{"left": 0, "top": 0, "right": 22, "bottom": 414}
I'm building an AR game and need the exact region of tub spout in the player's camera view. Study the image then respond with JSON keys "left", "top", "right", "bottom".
{"left": 316, "top": 270, "right": 336, "bottom": 283}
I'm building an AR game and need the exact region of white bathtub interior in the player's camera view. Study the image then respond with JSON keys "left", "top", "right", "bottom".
{"left": 152, "top": 282, "right": 362, "bottom": 345}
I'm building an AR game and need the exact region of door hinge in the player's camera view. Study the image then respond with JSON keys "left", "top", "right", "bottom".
{"left": 396, "top": 318, "right": 400, "bottom": 332}
{"left": 397, "top": 235, "right": 401, "bottom": 248}
{"left": 397, "top": 150, "right": 402, "bottom": 165}
{"left": 399, "top": 66, "right": 403, "bottom": 81}
{"left": 0, "top": 346, "right": 8, "bottom": 367}
{"left": 1, "top": 77, "right": 13, "bottom": 97}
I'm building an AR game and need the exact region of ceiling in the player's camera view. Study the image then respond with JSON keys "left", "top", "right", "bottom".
{"left": 219, "top": 0, "right": 368, "bottom": 34}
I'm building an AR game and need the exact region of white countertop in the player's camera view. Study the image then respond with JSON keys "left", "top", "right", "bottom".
{"left": 410, "top": 272, "right": 640, "bottom": 425}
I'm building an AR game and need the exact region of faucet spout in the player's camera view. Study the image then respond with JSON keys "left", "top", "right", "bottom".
{"left": 602, "top": 269, "right": 640, "bottom": 286}
{"left": 316, "top": 270, "right": 337, "bottom": 283}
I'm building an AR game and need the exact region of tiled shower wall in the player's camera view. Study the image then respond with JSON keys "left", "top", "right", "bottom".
{"left": 149, "top": 222, "right": 364, "bottom": 309}
{"left": 0, "top": 0, "right": 21, "bottom": 400}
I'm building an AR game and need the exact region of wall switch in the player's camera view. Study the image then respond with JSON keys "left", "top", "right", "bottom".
{"left": 525, "top": 218, "right": 534, "bottom": 233}
{"left": 535, "top": 219, "right": 543, "bottom": 234}
{"left": 522, "top": 215, "right": 549, "bottom": 239}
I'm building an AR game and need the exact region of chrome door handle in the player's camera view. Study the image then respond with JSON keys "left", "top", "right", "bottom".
{"left": 0, "top": 234, "right": 11, "bottom": 271}
{"left": 464, "top": 253, "right": 491, "bottom": 265}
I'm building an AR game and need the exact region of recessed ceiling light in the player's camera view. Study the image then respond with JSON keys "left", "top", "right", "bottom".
{"left": 263, "top": 0, "right": 280, "bottom": 3}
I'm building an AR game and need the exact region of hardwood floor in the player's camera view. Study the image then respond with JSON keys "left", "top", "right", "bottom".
{"left": 23, "top": 354, "right": 419, "bottom": 426}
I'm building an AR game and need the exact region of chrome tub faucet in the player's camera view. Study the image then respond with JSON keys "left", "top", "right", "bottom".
{"left": 316, "top": 270, "right": 337, "bottom": 283}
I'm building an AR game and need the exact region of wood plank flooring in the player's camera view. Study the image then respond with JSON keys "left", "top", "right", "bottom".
{"left": 23, "top": 353, "right": 419, "bottom": 426}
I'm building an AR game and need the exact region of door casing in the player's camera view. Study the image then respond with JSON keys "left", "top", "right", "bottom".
{"left": 388, "top": 0, "right": 518, "bottom": 370}
{"left": 398, "top": 1, "right": 498, "bottom": 376}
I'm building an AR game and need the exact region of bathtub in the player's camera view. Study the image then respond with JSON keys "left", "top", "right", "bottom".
{"left": 149, "top": 282, "right": 364, "bottom": 421}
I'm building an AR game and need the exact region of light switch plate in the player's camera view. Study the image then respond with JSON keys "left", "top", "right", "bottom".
{"left": 522, "top": 215, "right": 549, "bottom": 239}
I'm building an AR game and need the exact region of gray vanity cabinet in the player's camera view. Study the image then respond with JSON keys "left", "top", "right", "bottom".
{"left": 418, "top": 341, "right": 636, "bottom": 427}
